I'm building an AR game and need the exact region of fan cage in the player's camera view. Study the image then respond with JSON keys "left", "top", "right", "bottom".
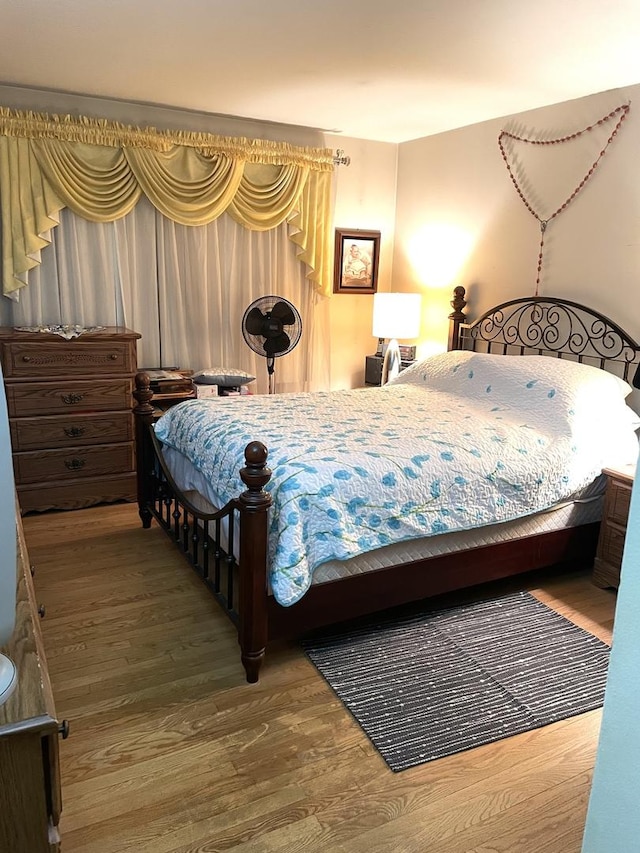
{"left": 241, "top": 296, "right": 302, "bottom": 393}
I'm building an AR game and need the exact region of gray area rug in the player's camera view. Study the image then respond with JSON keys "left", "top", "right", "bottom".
{"left": 302, "top": 590, "right": 610, "bottom": 772}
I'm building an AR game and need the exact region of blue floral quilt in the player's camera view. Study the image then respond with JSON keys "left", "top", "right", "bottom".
{"left": 154, "top": 351, "right": 638, "bottom": 606}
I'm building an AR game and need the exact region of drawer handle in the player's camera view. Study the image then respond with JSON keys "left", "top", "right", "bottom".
{"left": 64, "top": 426, "right": 86, "bottom": 438}
{"left": 61, "top": 392, "right": 84, "bottom": 405}
{"left": 65, "top": 458, "right": 86, "bottom": 471}
{"left": 21, "top": 355, "right": 31, "bottom": 362}
{"left": 109, "top": 353, "right": 118, "bottom": 360}
{"left": 38, "top": 604, "right": 46, "bottom": 618}
{"left": 58, "top": 720, "right": 70, "bottom": 740}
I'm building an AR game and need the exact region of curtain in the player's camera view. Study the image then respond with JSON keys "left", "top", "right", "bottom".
{"left": 0, "top": 107, "right": 334, "bottom": 299}
{"left": 0, "top": 199, "right": 330, "bottom": 394}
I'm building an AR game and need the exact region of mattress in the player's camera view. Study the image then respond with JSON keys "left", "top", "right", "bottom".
{"left": 161, "top": 445, "right": 604, "bottom": 589}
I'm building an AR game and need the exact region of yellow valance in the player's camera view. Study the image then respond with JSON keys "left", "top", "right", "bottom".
{"left": 0, "top": 107, "right": 334, "bottom": 297}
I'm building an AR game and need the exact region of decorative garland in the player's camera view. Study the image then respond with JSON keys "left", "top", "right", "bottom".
{"left": 498, "top": 103, "right": 630, "bottom": 294}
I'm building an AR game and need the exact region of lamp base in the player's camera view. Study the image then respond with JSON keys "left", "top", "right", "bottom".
{"left": 381, "top": 339, "right": 402, "bottom": 384}
{"left": 0, "top": 653, "right": 17, "bottom": 706}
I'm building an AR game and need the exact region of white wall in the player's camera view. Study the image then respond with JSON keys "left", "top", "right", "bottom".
{"left": 323, "top": 133, "right": 398, "bottom": 389}
{"left": 393, "top": 85, "right": 640, "bottom": 351}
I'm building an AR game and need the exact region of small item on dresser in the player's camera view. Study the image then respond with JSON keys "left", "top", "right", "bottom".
{"left": 142, "top": 368, "right": 194, "bottom": 396}
{"left": 398, "top": 344, "right": 417, "bottom": 362}
{"left": 14, "top": 324, "right": 105, "bottom": 339}
{"left": 195, "top": 383, "right": 219, "bottom": 398}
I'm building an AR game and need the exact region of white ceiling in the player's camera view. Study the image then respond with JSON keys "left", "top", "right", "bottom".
{"left": 1, "top": 0, "right": 640, "bottom": 143}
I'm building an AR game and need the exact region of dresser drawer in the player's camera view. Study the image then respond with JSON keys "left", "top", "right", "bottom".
{"left": 6, "top": 379, "right": 133, "bottom": 417}
{"left": 10, "top": 411, "right": 133, "bottom": 450}
{"left": 13, "top": 442, "right": 135, "bottom": 483}
{"left": 607, "top": 479, "right": 632, "bottom": 526}
{"left": 18, "top": 473, "right": 137, "bottom": 513}
{"left": 598, "top": 522, "right": 627, "bottom": 571}
{"left": 1, "top": 339, "right": 135, "bottom": 378}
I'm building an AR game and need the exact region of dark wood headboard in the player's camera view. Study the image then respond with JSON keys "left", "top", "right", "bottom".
{"left": 448, "top": 287, "right": 640, "bottom": 389}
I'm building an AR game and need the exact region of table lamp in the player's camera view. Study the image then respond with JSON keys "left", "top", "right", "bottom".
{"left": 372, "top": 292, "right": 422, "bottom": 383}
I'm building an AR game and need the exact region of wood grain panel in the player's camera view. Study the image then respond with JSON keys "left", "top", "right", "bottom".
{"left": 13, "top": 442, "right": 135, "bottom": 483}
{"left": 0, "top": 505, "right": 60, "bottom": 852}
{"left": 17, "top": 473, "right": 137, "bottom": 513}
{"left": 6, "top": 379, "right": 133, "bottom": 418}
{"left": 10, "top": 412, "right": 134, "bottom": 451}
{"left": 0, "top": 329, "right": 138, "bottom": 378}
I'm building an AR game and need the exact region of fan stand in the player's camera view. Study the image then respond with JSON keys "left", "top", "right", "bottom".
{"left": 267, "top": 357, "right": 276, "bottom": 394}
{"left": 242, "top": 296, "right": 303, "bottom": 394}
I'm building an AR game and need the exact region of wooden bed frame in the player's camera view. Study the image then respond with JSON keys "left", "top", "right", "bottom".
{"left": 132, "top": 287, "right": 640, "bottom": 682}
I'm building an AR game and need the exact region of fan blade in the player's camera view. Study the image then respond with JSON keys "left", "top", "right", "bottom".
{"left": 263, "top": 331, "right": 290, "bottom": 355}
{"left": 269, "top": 301, "right": 296, "bottom": 326}
{"left": 244, "top": 306, "right": 267, "bottom": 336}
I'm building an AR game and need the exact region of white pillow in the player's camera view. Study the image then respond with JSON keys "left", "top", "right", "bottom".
{"left": 192, "top": 367, "right": 255, "bottom": 387}
{"left": 395, "top": 350, "right": 639, "bottom": 468}
{"left": 394, "top": 350, "right": 632, "bottom": 404}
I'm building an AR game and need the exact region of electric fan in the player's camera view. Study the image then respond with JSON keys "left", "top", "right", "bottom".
{"left": 242, "top": 296, "right": 303, "bottom": 393}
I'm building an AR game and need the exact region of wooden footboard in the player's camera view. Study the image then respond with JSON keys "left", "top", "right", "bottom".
{"left": 133, "top": 373, "right": 272, "bottom": 682}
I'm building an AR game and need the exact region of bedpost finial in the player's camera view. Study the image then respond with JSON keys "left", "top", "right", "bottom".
{"left": 449, "top": 286, "right": 467, "bottom": 319}
{"left": 240, "top": 441, "right": 273, "bottom": 507}
{"left": 133, "top": 372, "right": 154, "bottom": 416}
{"left": 447, "top": 287, "right": 468, "bottom": 352}
{"left": 245, "top": 440, "right": 268, "bottom": 467}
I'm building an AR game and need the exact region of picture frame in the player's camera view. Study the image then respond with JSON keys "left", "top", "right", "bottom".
{"left": 333, "top": 228, "right": 380, "bottom": 294}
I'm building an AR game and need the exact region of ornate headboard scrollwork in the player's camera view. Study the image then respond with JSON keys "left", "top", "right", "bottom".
{"left": 453, "top": 294, "right": 640, "bottom": 389}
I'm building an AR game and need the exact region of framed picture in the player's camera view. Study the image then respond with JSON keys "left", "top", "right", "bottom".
{"left": 333, "top": 228, "right": 380, "bottom": 294}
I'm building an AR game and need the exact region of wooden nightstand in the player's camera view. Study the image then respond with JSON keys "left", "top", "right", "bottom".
{"left": 592, "top": 463, "right": 636, "bottom": 589}
{"left": 364, "top": 355, "right": 415, "bottom": 386}
{"left": 142, "top": 369, "right": 196, "bottom": 417}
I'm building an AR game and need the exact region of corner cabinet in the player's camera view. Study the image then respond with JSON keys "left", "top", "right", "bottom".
{"left": 0, "top": 326, "right": 141, "bottom": 512}
{"left": 0, "top": 506, "right": 64, "bottom": 851}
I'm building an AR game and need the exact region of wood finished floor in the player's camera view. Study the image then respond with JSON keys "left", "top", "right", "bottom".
{"left": 22, "top": 502, "right": 617, "bottom": 853}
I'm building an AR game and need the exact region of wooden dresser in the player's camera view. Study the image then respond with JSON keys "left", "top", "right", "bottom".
{"left": 592, "top": 463, "right": 636, "bottom": 590}
{"left": 0, "top": 326, "right": 140, "bottom": 512}
{"left": 0, "top": 506, "right": 64, "bottom": 851}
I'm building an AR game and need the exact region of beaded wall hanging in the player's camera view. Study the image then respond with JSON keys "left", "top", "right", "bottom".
{"left": 498, "top": 103, "right": 630, "bottom": 295}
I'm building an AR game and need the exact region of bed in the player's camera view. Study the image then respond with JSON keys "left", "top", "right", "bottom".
{"left": 132, "top": 288, "right": 640, "bottom": 682}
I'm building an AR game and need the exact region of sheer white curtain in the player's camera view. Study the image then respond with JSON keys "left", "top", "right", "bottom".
{"left": 0, "top": 197, "right": 330, "bottom": 394}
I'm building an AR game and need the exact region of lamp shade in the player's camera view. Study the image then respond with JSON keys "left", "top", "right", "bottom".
{"left": 372, "top": 292, "right": 421, "bottom": 340}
